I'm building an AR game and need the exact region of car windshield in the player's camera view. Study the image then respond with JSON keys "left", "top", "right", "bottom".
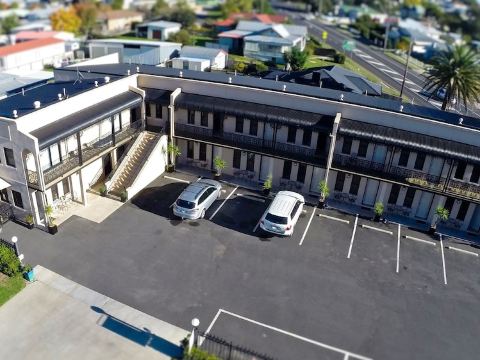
{"left": 176, "top": 199, "right": 195, "bottom": 209}
{"left": 265, "top": 213, "right": 288, "bottom": 225}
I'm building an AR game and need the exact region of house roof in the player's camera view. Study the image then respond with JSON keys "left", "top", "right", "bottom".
{"left": 319, "top": 66, "right": 382, "bottom": 96}
{"left": 97, "top": 10, "right": 143, "bottom": 21}
{"left": 137, "top": 20, "right": 181, "bottom": 29}
{"left": 14, "top": 31, "right": 65, "bottom": 41}
{"left": 0, "top": 37, "right": 64, "bottom": 57}
{"left": 214, "top": 19, "right": 236, "bottom": 27}
{"left": 236, "top": 20, "right": 270, "bottom": 32}
{"left": 214, "top": 13, "right": 288, "bottom": 27}
{"left": 180, "top": 46, "right": 226, "bottom": 59}
{"left": 89, "top": 38, "right": 182, "bottom": 47}
{"left": 217, "top": 30, "right": 254, "bottom": 39}
{"left": 244, "top": 35, "right": 293, "bottom": 46}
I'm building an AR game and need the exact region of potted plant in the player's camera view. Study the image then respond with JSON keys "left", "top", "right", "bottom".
{"left": 99, "top": 184, "right": 107, "bottom": 197}
{"left": 120, "top": 188, "right": 128, "bottom": 202}
{"left": 166, "top": 142, "right": 181, "bottom": 173}
{"left": 213, "top": 156, "right": 227, "bottom": 180}
{"left": 25, "top": 213, "right": 34, "bottom": 229}
{"left": 373, "top": 202, "right": 384, "bottom": 222}
{"left": 429, "top": 206, "right": 449, "bottom": 235}
{"left": 317, "top": 180, "right": 330, "bottom": 209}
{"left": 45, "top": 205, "right": 58, "bottom": 235}
{"left": 23, "top": 264, "right": 35, "bottom": 282}
{"left": 262, "top": 174, "right": 272, "bottom": 196}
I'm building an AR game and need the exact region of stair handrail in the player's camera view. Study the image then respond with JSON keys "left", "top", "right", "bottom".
{"left": 89, "top": 166, "right": 104, "bottom": 188}
{"left": 105, "top": 131, "right": 146, "bottom": 191}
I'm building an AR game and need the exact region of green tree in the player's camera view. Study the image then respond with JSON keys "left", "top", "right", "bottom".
{"left": 152, "top": 0, "right": 169, "bottom": 17}
{"left": 0, "top": 244, "right": 21, "bottom": 277}
{"left": 169, "top": 1, "right": 196, "bottom": 28}
{"left": 50, "top": 8, "right": 81, "bottom": 34}
{"left": 283, "top": 47, "right": 308, "bottom": 71}
{"left": 221, "top": 0, "right": 253, "bottom": 18}
{"left": 1, "top": 14, "right": 19, "bottom": 34}
{"left": 355, "top": 14, "right": 376, "bottom": 39}
{"left": 111, "top": 0, "right": 123, "bottom": 10}
{"left": 423, "top": 45, "right": 480, "bottom": 111}
{"left": 75, "top": 1, "right": 98, "bottom": 37}
{"left": 168, "top": 29, "right": 193, "bottom": 44}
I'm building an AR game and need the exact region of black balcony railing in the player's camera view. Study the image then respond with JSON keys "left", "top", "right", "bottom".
{"left": 175, "top": 123, "right": 324, "bottom": 164}
{"left": 43, "top": 154, "right": 81, "bottom": 185}
{"left": 446, "top": 179, "right": 480, "bottom": 200}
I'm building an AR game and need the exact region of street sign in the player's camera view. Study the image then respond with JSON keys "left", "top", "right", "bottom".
{"left": 342, "top": 40, "right": 356, "bottom": 52}
{"left": 322, "top": 31, "right": 328, "bottom": 40}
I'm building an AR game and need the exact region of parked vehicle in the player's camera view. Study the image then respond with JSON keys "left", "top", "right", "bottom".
{"left": 173, "top": 179, "right": 222, "bottom": 220}
{"left": 260, "top": 191, "right": 305, "bottom": 236}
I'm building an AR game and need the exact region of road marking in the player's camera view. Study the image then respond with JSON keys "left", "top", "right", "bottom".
{"left": 404, "top": 235, "right": 436, "bottom": 246}
{"left": 367, "top": 60, "right": 385, "bottom": 66}
{"left": 219, "top": 309, "right": 373, "bottom": 360}
{"left": 404, "top": 79, "right": 415, "bottom": 85}
{"left": 440, "top": 234, "right": 448, "bottom": 285}
{"left": 347, "top": 215, "right": 359, "bottom": 259}
{"left": 396, "top": 224, "right": 401, "bottom": 273}
{"left": 164, "top": 175, "right": 190, "bottom": 184}
{"left": 236, "top": 193, "right": 266, "bottom": 203}
{"left": 208, "top": 186, "right": 238, "bottom": 221}
{"left": 253, "top": 208, "right": 269, "bottom": 233}
{"left": 357, "top": 53, "right": 373, "bottom": 59}
{"left": 299, "top": 207, "right": 316, "bottom": 246}
{"left": 381, "top": 68, "right": 398, "bottom": 74}
{"left": 393, "top": 77, "right": 405, "bottom": 83}
{"left": 361, "top": 224, "right": 393, "bottom": 235}
{"left": 200, "top": 308, "right": 223, "bottom": 346}
{"left": 318, "top": 213, "right": 350, "bottom": 224}
{"left": 446, "top": 246, "right": 479, "bottom": 257}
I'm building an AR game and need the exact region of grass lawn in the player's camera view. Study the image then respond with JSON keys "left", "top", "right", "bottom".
{"left": 384, "top": 51, "right": 427, "bottom": 74}
{"left": 0, "top": 274, "right": 25, "bottom": 306}
{"left": 191, "top": 35, "right": 215, "bottom": 46}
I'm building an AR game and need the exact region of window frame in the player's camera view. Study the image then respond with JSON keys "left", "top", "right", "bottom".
{"left": 155, "top": 104, "right": 162, "bottom": 119}
{"left": 403, "top": 188, "right": 416, "bottom": 208}
{"left": 341, "top": 137, "right": 352, "bottom": 155}
{"left": 398, "top": 149, "right": 410, "bottom": 167}
{"left": 246, "top": 153, "right": 255, "bottom": 172}
{"left": 287, "top": 126, "right": 297, "bottom": 144}
{"left": 233, "top": 149, "right": 241, "bottom": 169}
{"left": 388, "top": 184, "right": 400, "bottom": 205}
{"left": 297, "top": 163, "right": 307, "bottom": 183}
{"left": 187, "top": 110, "right": 195, "bottom": 125}
{"left": 349, "top": 175, "right": 361, "bottom": 195}
{"left": 4, "top": 148, "right": 15, "bottom": 168}
{"left": 11, "top": 190, "right": 23, "bottom": 209}
{"left": 282, "top": 160, "right": 292, "bottom": 179}
{"left": 414, "top": 152, "right": 426, "bottom": 171}
{"left": 249, "top": 119, "right": 258, "bottom": 136}
{"left": 235, "top": 117, "right": 244, "bottom": 133}
{"left": 334, "top": 172, "right": 345, "bottom": 192}
{"left": 199, "top": 143, "right": 207, "bottom": 161}
{"left": 357, "top": 140, "right": 368, "bottom": 158}
{"left": 302, "top": 129, "right": 312, "bottom": 147}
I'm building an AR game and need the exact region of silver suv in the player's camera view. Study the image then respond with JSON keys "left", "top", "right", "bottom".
{"left": 260, "top": 191, "right": 305, "bottom": 236}
{"left": 173, "top": 179, "right": 222, "bottom": 220}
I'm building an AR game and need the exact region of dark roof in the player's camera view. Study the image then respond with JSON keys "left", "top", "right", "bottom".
{"left": 31, "top": 91, "right": 142, "bottom": 149}
{"left": 339, "top": 119, "right": 480, "bottom": 164}
{"left": 61, "top": 64, "right": 480, "bottom": 131}
{"left": 144, "top": 88, "right": 171, "bottom": 105}
{"left": 0, "top": 78, "right": 119, "bottom": 118}
{"left": 175, "top": 93, "right": 334, "bottom": 130}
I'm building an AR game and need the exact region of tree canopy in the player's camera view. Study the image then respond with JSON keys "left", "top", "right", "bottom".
{"left": 221, "top": 0, "right": 253, "bottom": 18}
{"left": 168, "top": 29, "right": 193, "bottom": 45}
{"left": 75, "top": 1, "right": 97, "bottom": 37}
{"left": 111, "top": 0, "right": 124, "bottom": 10}
{"left": 0, "top": 14, "right": 19, "bottom": 34}
{"left": 152, "top": 0, "right": 169, "bottom": 17}
{"left": 283, "top": 47, "right": 308, "bottom": 71}
{"left": 423, "top": 45, "right": 480, "bottom": 111}
{"left": 169, "top": 1, "right": 196, "bottom": 28}
{"left": 50, "top": 8, "right": 81, "bottom": 34}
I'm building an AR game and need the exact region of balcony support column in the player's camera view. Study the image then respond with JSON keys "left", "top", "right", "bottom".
{"left": 76, "top": 132, "right": 83, "bottom": 166}
{"left": 324, "top": 113, "right": 341, "bottom": 185}
{"left": 443, "top": 160, "right": 454, "bottom": 192}
{"left": 111, "top": 116, "right": 116, "bottom": 147}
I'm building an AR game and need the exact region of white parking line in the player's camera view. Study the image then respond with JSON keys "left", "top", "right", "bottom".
{"left": 361, "top": 224, "right": 393, "bottom": 235}
{"left": 299, "top": 207, "right": 316, "bottom": 246}
{"left": 318, "top": 213, "right": 350, "bottom": 224}
{"left": 396, "top": 224, "right": 401, "bottom": 274}
{"left": 404, "top": 235, "right": 436, "bottom": 246}
{"left": 347, "top": 215, "right": 359, "bottom": 259}
{"left": 440, "top": 234, "right": 448, "bottom": 285}
{"left": 236, "top": 193, "right": 266, "bottom": 203}
{"left": 164, "top": 175, "right": 190, "bottom": 184}
{"left": 253, "top": 208, "right": 268, "bottom": 233}
{"left": 208, "top": 186, "right": 238, "bottom": 221}
{"left": 212, "top": 309, "right": 373, "bottom": 360}
{"left": 446, "top": 246, "right": 479, "bottom": 257}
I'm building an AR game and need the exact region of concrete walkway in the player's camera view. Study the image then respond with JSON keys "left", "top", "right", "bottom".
{"left": 0, "top": 266, "right": 189, "bottom": 360}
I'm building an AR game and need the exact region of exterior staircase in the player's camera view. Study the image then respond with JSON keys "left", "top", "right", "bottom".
{"left": 108, "top": 132, "right": 159, "bottom": 197}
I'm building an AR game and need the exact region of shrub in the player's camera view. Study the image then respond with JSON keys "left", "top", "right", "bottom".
{"left": 0, "top": 244, "right": 21, "bottom": 276}
{"left": 184, "top": 347, "right": 220, "bottom": 360}
{"left": 374, "top": 202, "right": 384, "bottom": 216}
{"left": 233, "top": 61, "right": 246, "bottom": 73}
{"left": 333, "top": 53, "right": 346, "bottom": 64}
{"left": 263, "top": 174, "right": 272, "bottom": 190}
{"left": 25, "top": 213, "right": 34, "bottom": 225}
{"left": 254, "top": 61, "right": 268, "bottom": 72}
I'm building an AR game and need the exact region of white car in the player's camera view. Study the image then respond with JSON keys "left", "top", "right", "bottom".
{"left": 260, "top": 191, "right": 305, "bottom": 236}
{"left": 173, "top": 179, "right": 221, "bottom": 220}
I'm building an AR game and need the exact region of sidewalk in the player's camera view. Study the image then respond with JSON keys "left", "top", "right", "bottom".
{"left": 0, "top": 266, "right": 189, "bottom": 360}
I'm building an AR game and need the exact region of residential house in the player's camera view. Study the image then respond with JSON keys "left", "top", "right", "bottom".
{"left": 136, "top": 21, "right": 182, "bottom": 41}
{"left": 96, "top": 10, "right": 144, "bottom": 35}
{"left": 171, "top": 46, "right": 227, "bottom": 71}
{"left": 214, "top": 13, "right": 288, "bottom": 33}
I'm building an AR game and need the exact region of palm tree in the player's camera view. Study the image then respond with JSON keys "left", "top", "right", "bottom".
{"left": 423, "top": 45, "right": 480, "bottom": 111}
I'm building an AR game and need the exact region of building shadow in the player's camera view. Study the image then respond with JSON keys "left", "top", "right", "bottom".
{"left": 91, "top": 306, "right": 183, "bottom": 359}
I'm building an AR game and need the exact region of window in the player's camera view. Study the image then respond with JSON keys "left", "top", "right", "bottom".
{"left": 235, "top": 117, "right": 243, "bottom": 133}
{"left": 282, "top": 160, "right": 292, "bottom": 179}
{"left": 246, "top": 153, "right": 255, "bottom": 172}
{"left": 302, "top": 129, "right": 312, "bottom": 146}
{"left": 470, "top": 165, "right": 480, "bottom": 183}
{"left": 187, "top": 141, "right": 194, "bottom": 159}
{"left": 4, "top": 148, "right": 15, "bottom": 168}
{"left": 414, "top": 152, "right": 426, "bottom": 170}
{"left": 155, "top": 104, "right": 162, "bottom": 119}
{"left": 199, "top": 188, "right": 214, "bottom": 205}
{"left": 290, "top": 201, "right": 301, "bottom": 219}
{"left": 341, "top": 137, "right": 352, "bottom": 154}
{"left": 388, "top": 184, "right": 400, "bottom": 205}
{"left": 249, "top": 119, "right": 258, "bottom": 136}
{"left": 233, "top": 150, "right": 241, "bottom": 169}
{"left": 62, "top": 178, "right": 70, "bottom": 195}
{"left": 0, "top": 188, "right": 8, "bottom": 203}
{"left": 334, "top": 172, "right": 345, "bottom": 192}
{"left": 297, "top": 163, "right": 307, "bottom": 183}
{"left": 199, "top": 143, "right": 207, "bottom": 161}
{"left": 200, "top": 112, "right": 208, "bottom": 127}
{"left": 444, "top": 197, "right": 455, "bottom": 212}
{"left": 456, "top": 201, "right": 470, "bottom": 221}
{"left": 349, "top": 175, "right": 361, "bottom": 195}
{"left": 454, "top": 161, "right": 466, "bottom": 180}
{"left": 11, "top": 190, "right": 23, "bottom": 209}
{"left": 287, "top": 126, "right": 296, "bottom": 143}
{"left": 357, "top": 140, "right": 368, "bottom": 158}
{"left": 51, "top": 184, "right": 59, "bottom": 202}
{"left": 145, "top": 103, "right": 151, "bottom": 117}
{"left": 188, "top": 110, "right": 195, "bottom": 124}
{"left": 403, "top": 188, "right": 416, "bottom": 208}
{"left": 398, "top": 149, "right": 410, "bottom": 167}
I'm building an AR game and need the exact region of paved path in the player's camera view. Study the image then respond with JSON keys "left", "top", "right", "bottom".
{"left": 0, "top": 266, "right": 189, "bottom": 360}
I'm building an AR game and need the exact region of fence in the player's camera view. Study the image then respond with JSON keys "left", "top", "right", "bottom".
{"left": 198, "top": 331, "right": 276, "bottom": 360}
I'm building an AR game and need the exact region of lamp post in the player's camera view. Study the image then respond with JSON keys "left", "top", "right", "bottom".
{"left": 399, "top": 39, "right": 413, "bottom": 98}
{"left": 188, "top": 318, "right": 200, "bottom": 352}
{"left": 11, "top": 236, "right": 19, "bottom": 257}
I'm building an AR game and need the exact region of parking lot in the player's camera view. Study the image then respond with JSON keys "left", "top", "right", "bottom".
{"left": 9, "top": 172, "right": 480, "bottom": 360}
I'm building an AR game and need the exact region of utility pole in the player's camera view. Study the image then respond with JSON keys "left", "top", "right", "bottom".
{"left": 318, "top": 0, "right": 323, "bottom": 15}
{"left": 399, "top": 40, "right": 413, "bottom": 98}
{"left": 383, "top": 22, "right": 390, "bottom": 53}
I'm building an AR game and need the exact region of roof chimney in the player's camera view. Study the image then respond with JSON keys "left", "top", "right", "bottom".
{"left": 12, "top": 110, "right": 17, "bottom": 118}
{"left": 282, "top": 84, "right": 287, "bottom": 91}
{"left": 400, "top": 105, "right": 404, "bottom": 112}
{"left": 340, "top": 94, "right": 344, "bottom": 101}
{"left": 33, "top": 101, "right": 41, "bottom": 109}
{"left": 228, "top": 77, "right": 232, "bottom": 84}
{"left": 104, "top": 76, "right": 110, "bottom": 83}
{"left": 58, "top": 93, "right": 63, "bottom": 100}
{"left": 127, "top": 69, "right": 130, "bottom": 75}
{"left": 179, "top": 71, "right": 183, "bottom": 78}
{"left": 94, "top": 81, "right": 98, "bottom": 87}
{"left": 459, "top": 117, "right": 464, "bottom": 125}
{"left": 136, "top": 66, "right": 140, "bottom": 73}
